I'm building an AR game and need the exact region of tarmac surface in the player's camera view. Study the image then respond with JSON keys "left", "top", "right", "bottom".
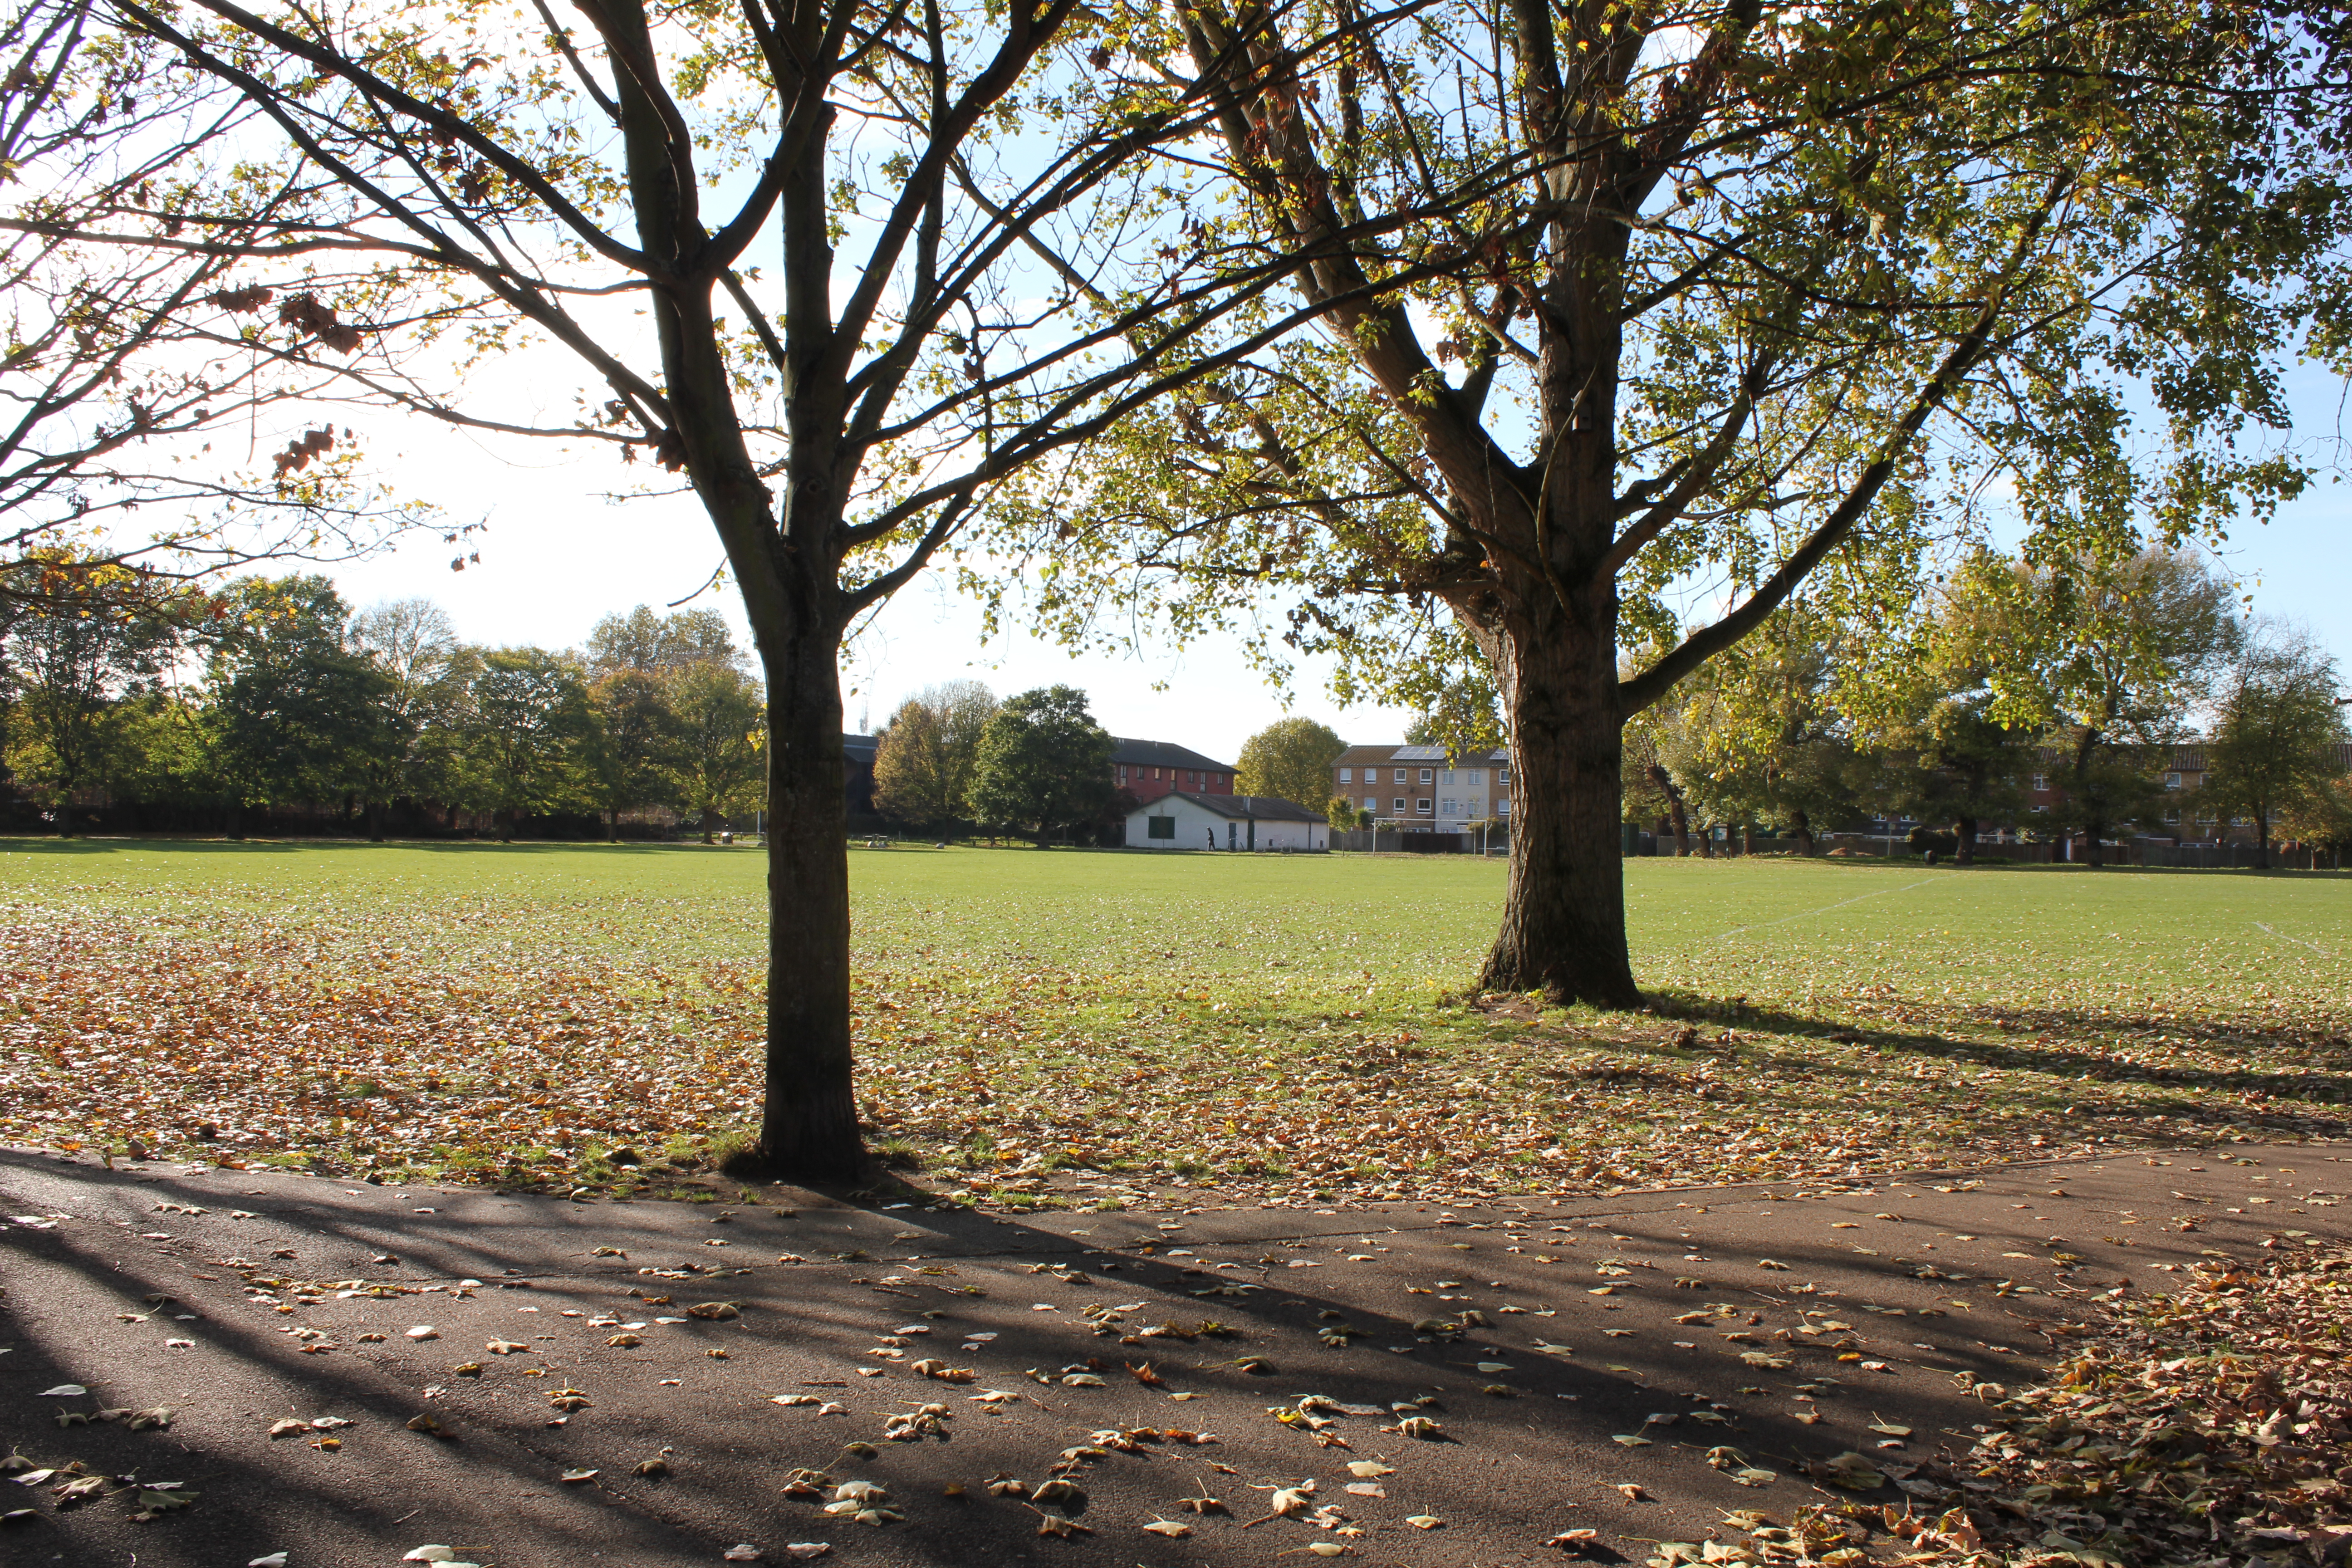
{"left": 4, "top": 1142, "right": 2350, "bottom": 1568}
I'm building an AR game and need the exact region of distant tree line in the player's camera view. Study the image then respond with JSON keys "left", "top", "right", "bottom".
{"left": 0, "top": 574, "right": 765, "bottom": 840}
{"left": 1625, "top": 549, "right": 2352, "bottom": 870}
{"left": 870, "top": 682, "right": 1127, "bottom": 846}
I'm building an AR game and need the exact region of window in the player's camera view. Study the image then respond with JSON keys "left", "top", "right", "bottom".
{"left": 2031, "top": 774, "right": 2047, "bottom": 792}
{"left": 1416, "top": 798, "right": 1433, "bottom": 814}
{"left": 2166, "top": 772, "right": 2181, "bottom": 789}
{"left": 1496, "top": 767, "right": 1510, "bottom": 787}
{"left": 1441, "top": 799, "right": 1456, "bottom": 816}
{"left": 1146, "top": 816, "right": 1175, "bottom": 839}
{"left": 1467, "top": 769, "right": 1482, "bottom": 785}
{"left": 1418, "top": 768, "right": 1434, "bottom": 784}
{"left": 2165, "top": 809, "right": 2181, "bottom": 824}
{"left": 1394, "top": 768, "right": 1408, "bottom": 783}
{"left": 1117, "top": 765, "right": 1127, "bottom": 781}
{"left": 1442, "top": 770, "right": 1455, "bottom": 786}
{"left": 1496, "top": 797, "right": 1509, "bottom": 815}
{"left": 1363, "top": 796, "right": 1377, "bottom": 811}
{"left": 1339, "top": 767, "right": 1352, "bottom": 783}
{"left": 1393, "top": 797, "right": 1406, "bottom": 813}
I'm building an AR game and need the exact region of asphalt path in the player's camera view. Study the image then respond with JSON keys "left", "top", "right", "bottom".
{"left": 4, "top": 1142, "right": 2348, "bottom": 1568}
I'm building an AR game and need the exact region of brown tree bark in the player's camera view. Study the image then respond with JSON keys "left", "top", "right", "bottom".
{"left": 752, "top": 624, "right": 861, "bottom": 1175}
{"left": 1476, "top": 592, "right": 1642, "bottom": 1006}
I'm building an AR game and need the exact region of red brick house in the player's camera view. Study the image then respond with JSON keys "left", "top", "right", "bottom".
{"left": 1112, "top": 738, "right": 1235, "bottom": 804}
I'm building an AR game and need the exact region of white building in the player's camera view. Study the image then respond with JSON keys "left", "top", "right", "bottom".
{"left": 1123, "top": 791, "right": 1330, "bottom": 851}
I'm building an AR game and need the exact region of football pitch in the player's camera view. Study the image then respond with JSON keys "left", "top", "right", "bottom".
{"left": 3, "top": 838, "right": 2345, "bottom": 1204}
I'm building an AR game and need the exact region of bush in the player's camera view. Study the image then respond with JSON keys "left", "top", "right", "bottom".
{"left": 1905, "top": 826, "right": 1958, "bottom": 858}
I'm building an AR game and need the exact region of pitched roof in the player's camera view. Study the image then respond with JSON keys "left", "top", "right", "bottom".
{"left": 1334, "top": 744, "right": 1403, "bottom": 768}
{"left": 1111, "top": 737, "right": 1235, "bottom": 772}
{"left": 1141, "top": 791, "right": 1327, "bottom": 823}
{"left": 842, "top": 733, "right": 878, "bottom": 761}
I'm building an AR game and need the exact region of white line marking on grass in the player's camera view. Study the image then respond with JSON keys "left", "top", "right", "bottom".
{"left": 2253, "top": 921, "right": 2333, "bottom": 956}
{"left": 1713, "top": 875, "right": 1949, "bottom": 942}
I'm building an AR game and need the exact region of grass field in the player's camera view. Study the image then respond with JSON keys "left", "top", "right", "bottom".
{"left": 3, "top": 838, "right": 2347, "bottom": 1205}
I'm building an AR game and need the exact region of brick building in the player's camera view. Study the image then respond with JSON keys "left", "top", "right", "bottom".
{"left": 1330, "top": 743, "right": 1512, "bottom": 828}
{"left": 1112, "top": 738, "right": 1235, "bottom": 804}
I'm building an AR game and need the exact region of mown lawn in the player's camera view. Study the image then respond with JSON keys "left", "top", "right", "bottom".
{"left": 3, "top": 838, "right": 2346, "bottom": 1206}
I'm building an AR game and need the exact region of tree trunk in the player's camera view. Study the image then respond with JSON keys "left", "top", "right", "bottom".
{"left": 1790, "top": 808, "right": 1815, "bottom": 856}
{"left": 701, "top": 806, "right": 718, "bottom": 844}
{"left": 752, "top": 627, "right": 864, "bottom": 1177}
{"left": 225, "top": 802, "right": 243, "bottom": 841}
{"left": 608, "top": 807, "right": 620, "bottom": 843}
{"left": 2083, "top": 816, "right": 2107, "bottom": 869}
{"left": 1478, "top": 617, "right": 1641, "bottom": 1008}
{"left": 2256, "top": 809, "right": 2272, "bottom": 869}
{"left": 367, "top": 800, "right": 385, "bottom": 843}
{"left": 1954, "top": 814, "right": 1977, "bottom": 865}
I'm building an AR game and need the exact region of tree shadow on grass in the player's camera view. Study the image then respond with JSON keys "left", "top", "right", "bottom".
{"left": 1615, "top": 989, "right": 2352, "bottom": 1141}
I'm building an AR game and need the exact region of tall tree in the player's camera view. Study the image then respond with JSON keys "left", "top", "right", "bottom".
{"left": 999, "top": 0, "right": 2352, "bottom": 1003}
{"left": 586, "top": 667, "right": 680, "bottom": 842}
{"left": 871, "top": 680, "right": 995, "bottom": 832}
{"left": 348, "top": 597, "right": 466, "bottom": 840}
{"left": 665, "top": 661, "right": 765, "bottom": 842}
{"left": 2200, "top": 625, "right": 2350, "bottom": 869}
{"left": 968, "top": 686, "right": 1117, "bottom": 845}
{"left": 1643, "top": 608, "right": 1858, "bottom": 856}
{"left": 1235, "top": 716, "right": 1346, "bottom": 808}
{"left": 465, "top": 647, "right": 597, "bottom": 839}
{"left": 1951, "top": 548, "right": 2239, "bottom": 866}
{"left": 199, "top": 575, "right": 390, "bottom": 836}
{"left": 0, "top": 569, "right": 178, "bottom": 833}
{"left": 97, "top": 0, "right": 1387, "bottom": 1174}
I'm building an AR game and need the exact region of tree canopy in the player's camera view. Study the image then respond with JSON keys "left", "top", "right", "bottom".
{"left": 991, "top": 0, "right": 2352, "bottom": 1003}
{"left": 969, "top": 686, "right": 1117, "bottom": 843}
{"left": 1235, "top": 716, "right": 1345, "bottom": 808}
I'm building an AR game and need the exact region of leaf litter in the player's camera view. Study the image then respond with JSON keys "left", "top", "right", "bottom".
{"left": 5, "top": 876, "right": 2347, "bottom": 1205}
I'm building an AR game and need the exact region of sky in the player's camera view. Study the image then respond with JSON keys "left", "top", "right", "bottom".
{"left": 319, "top": 402, "right": 1411, "bottom": 764}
